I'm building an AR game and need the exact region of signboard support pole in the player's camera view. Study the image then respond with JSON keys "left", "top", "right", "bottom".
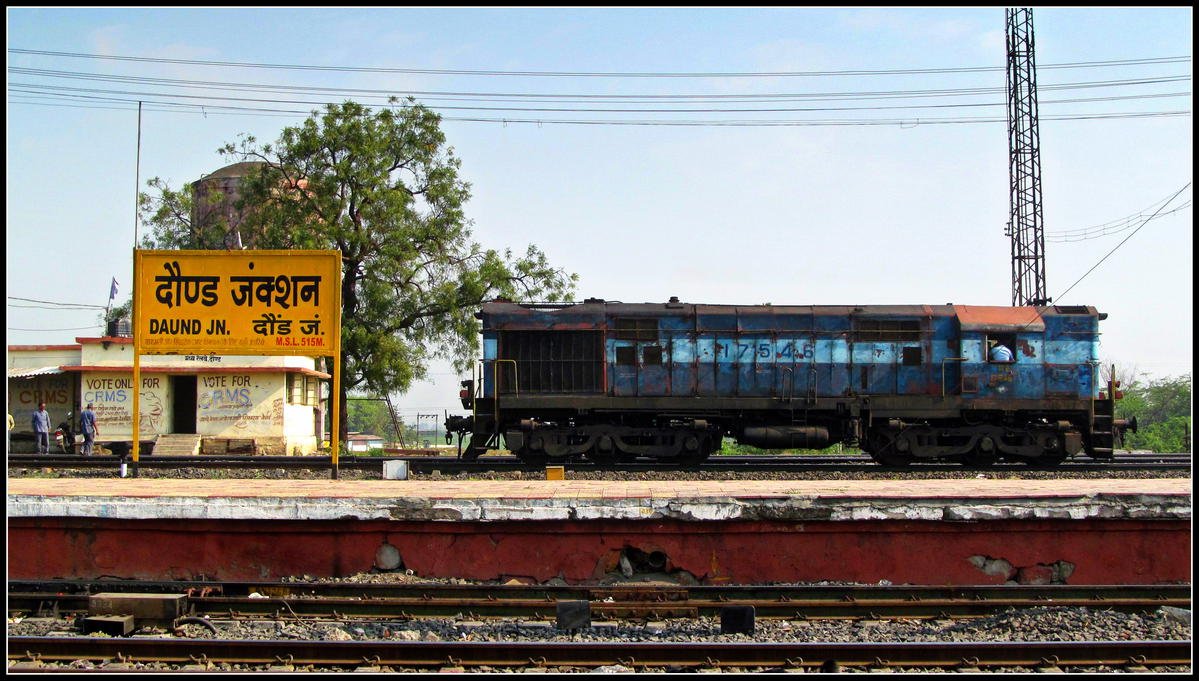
{"left": 131, "top": 353, "right": 141, "bottom": 477}
{"left": 330, "top": 356, "right": 340, "bottom": 479}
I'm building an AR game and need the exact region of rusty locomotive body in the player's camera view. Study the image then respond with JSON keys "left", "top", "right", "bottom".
{"left": 445, "top": 298, "right": 1132, "bottom": 466}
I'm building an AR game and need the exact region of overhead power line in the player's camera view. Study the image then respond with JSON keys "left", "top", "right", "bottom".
{"left": 7, "top": 48, "right": 1190, "bottom": 78}
{"left": 7, "top": 296, "right": 106, "bottom": 309}
{"left": 6, "top": 66, "right": 1190, "bottom": 102}
{"left": 8, "top": 49, "right": 1189, "bottom": 127}
{"left": 7, "top": 303, "right": 105, "bottom": 311}
{"left": 8, "top": 324, "right": 104, "bottom": 332}
{"left": 6, "top": 94, "right": 1189, "bottom": 126}
{"left": 2, "top": 90, "right": 1189, "bottom": 125}
{"left": 7, "top": 80, "right": 1188, "bottom": 114}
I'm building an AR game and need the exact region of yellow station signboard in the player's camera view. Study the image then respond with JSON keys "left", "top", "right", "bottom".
{"left": 134, "top": 250, "right": 341, "bottom": 355}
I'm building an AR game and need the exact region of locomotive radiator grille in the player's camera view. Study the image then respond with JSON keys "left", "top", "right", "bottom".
{"left": 498, "top": 330, "right": 603, "bottom": 394}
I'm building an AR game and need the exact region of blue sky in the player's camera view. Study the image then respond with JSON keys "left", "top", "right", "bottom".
{"left": 6, "top": 7, "right": 1192, "bottom": 421}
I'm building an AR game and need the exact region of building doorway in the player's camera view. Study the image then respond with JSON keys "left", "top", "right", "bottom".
{"left": 171, "top": 375, "right": 197, "bottom": 433}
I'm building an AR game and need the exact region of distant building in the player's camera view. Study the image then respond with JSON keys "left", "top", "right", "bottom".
{"left": 8, "top": 335, "right": 328, "bottom": 455}
{"left": 191, "top": 161, "right": 267, "bottom": 249}
{"left": 190, "top": 161, "right": 313, "bottom": 249}
{"left": 346, "top": 433, "right": 387, "bottom": 453}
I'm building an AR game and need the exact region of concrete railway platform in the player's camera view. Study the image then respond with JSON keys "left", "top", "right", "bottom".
{"left": 7, "top": 477, "right": 1191, "bottom": 586}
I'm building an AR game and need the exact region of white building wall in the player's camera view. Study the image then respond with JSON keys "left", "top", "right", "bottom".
{"left": 284, "top": 403, "right": 320, "bottom": 454}
{"left": 9, "top": 348, "right": 79, "bottom": 369}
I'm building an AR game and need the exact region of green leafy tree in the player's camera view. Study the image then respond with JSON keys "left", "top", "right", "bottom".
{"left": 100, "top": 297, "right": 133, "bottom": 327}
{"left": 1118, "top": 373, "right": 1192, "bottom": 453}
{"left": 140, "top": 98, "right": 576, "bottom": 441}
{"left": 136, "top": 178, "right": 225, "bottom": 250}
{"left": 346, "top": 397, "right": 400, "bottom": 441}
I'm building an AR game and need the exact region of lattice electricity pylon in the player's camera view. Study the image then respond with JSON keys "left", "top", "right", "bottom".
{"left": 1005, "top": 7, "right": 1050, "bottom": 307}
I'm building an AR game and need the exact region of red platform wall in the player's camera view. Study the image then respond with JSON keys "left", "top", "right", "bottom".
{"left": 8, "top": 517, "right": 1190, "bottom": 585}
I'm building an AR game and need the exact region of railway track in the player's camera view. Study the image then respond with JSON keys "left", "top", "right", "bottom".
{"left": 10, "top": 581, "right": 1190, "bottom": 621}
{"left": 11, "top": 582, "right": 1190, "bottom": 672}
{"left": 7, "top": 451, "right": 1191, "bottom": 474}
{"left": 8, "top": 636, "right": 1191, "bottom": 671}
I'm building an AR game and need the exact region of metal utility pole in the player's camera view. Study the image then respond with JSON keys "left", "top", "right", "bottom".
{"left": 383, "top": 394, "right": 405, "bottom": 448}
{"left": 417, "top": 413, "right": 439, "bottom": 447}
{"left": 1005, "top": 7, "right": 1050, "bottom": 307}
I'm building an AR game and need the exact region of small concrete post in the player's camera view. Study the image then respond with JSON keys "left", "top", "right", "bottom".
{"left": 83, "top": 614, "right": 135, "bottom": 636}
{"left": 720, "top": 605, "right": 756, "bottom": 634}
{"left": 383, "top": 460, "right": 409, "bottom": 480}
{"left": 556, "top": 600, "right": 591, "bottom": 630}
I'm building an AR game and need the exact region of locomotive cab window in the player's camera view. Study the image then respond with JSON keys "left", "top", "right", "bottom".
{"left": 642, "top": 345, "right": 663, "bottom": 366}
{"left": 901, "top": 346, "right": 923, "bottom": 366}
{"left": 986, "top": 333, "right": 1017, "bottom": 363}
{"left": 616, "top": 346, "right": 637, "bottom": 366}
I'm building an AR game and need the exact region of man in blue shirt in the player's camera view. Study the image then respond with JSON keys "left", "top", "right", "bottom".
{"left": 31, "top": 401, "right": 51, "bottom": 454}
{"left": 990, "top": 342, "right": 1014, "bottom": 363}
{"left": 80, "top": 403, "right": 99, "bottom": 456}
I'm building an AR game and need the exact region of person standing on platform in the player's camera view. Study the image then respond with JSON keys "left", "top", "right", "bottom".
{"left": 31, "top": 401, "right": 51, "bottom": 454}
{"left": 80, "top": 402, "right": 99, "bottom": 456}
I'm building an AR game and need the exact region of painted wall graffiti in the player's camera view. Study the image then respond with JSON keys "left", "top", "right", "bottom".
{"left": 138, "top": 391, "right": 165, "bottom": 435}
{"left": 79, "top": 374, "right": 167, "bottom": 439}
{"left": 196, "top": 374, "right": 285, "bottom": 437}
{"left": 11, "top": 375, "right": 72, "bottom": 409}
{"left": 8, "top": 374, "right": 74, "bottom": 432}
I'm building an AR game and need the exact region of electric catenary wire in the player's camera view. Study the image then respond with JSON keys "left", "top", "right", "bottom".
{"left": 1052, "top": 182, "right": 1192, "bottom": 304}
{"left": 1046, "top": 189, "right": 1192, "bottom": 243}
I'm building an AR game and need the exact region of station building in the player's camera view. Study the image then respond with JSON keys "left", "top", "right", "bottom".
{"left": 8, "top": 333, "right": 329, "bottom": 455}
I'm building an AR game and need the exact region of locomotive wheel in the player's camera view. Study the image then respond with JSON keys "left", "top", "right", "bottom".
{"left": 960, "top": 435, "right": 999, "bottom": 467}
{"left": 587, "top": 434, "right": 620, "bottom": 466}
{"left": 517, "top": 449, "right": 550, "bottom": 467}
{"left": 676, "top": 435, "right": 713, "bottom": 467}
{"left": 865, "top": 431, "right": 912, "bottom": 467}
{"left": 1022, "top": 434, "right": 1068, "bottom": 468}
{"left": 587, "top": 449, "right": 618, "bottom": 466}
{"left": 960, "top": 450, "right": 999, "bottom": 466}
{"left": 523, "top": 454, "right": 551, "bottom": 468}
{"left": 1021, "top": 451, "right": 1067, "bottom": 468}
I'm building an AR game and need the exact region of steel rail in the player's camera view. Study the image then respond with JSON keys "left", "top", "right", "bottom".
{"left": 11, "top": 582, "right": 1190, "bottom": 621}
{"left": 8, "top": 637, "right": 1192, "bottom": 669}
{"left": 6, "top": 452, "right": 1191, "bottom": 473}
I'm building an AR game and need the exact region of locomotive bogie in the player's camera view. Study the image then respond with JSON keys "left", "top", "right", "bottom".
{"left": 505, "top": 421, "right": 720, "bottom": 465}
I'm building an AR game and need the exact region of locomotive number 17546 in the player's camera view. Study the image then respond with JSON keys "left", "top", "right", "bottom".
{"left": 712, "top": 341, "right": 814, "bottom": 361}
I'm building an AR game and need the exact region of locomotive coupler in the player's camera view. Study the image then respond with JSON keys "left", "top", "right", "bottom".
{"left": 1114, "top": 416, "right": 1138, "bottom": 435}
{"left": 444, "top": 414, "right": 475, "bottom": 456}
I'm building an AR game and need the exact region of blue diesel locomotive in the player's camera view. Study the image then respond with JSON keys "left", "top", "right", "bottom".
{"left": 446, "top": 298, "right": 1134, "bottom": 466}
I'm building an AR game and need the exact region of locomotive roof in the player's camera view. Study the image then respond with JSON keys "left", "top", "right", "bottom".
{"left": 481, "top": 300, "right": 1100, "bottom": 331}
